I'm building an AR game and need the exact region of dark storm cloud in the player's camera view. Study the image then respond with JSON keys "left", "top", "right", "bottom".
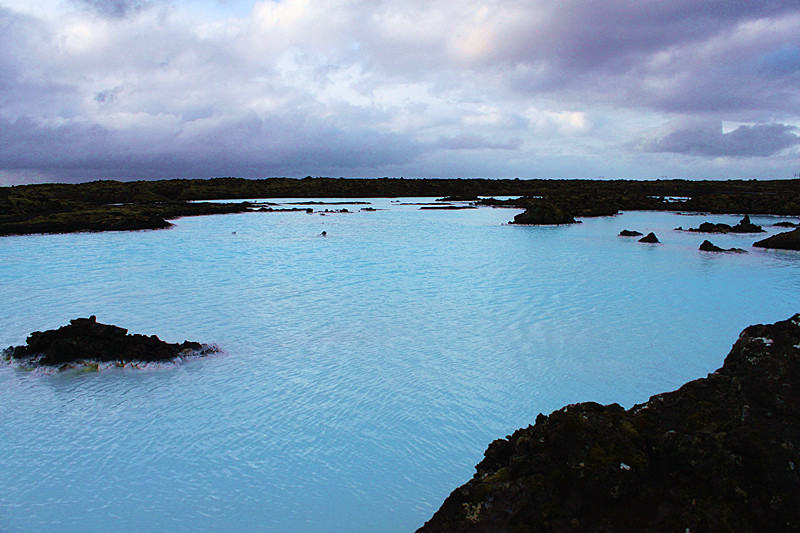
{"left": 532, "top": 0, "right": 798, "bottom": 69}
{"left": 0, "top": 113, "right": 425, "bottom": 180}
{"left": 647, "top": 121, "right": 800, "bottom": 157}
{"left": 489, "top": 1, "right": 800, "bottom": 116}
{"left": 354, "top": 1, "right": 800, "bottom": 122}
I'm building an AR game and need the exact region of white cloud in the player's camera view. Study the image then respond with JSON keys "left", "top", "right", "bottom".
{"left": 526, "top": 108, "right": 590, "bottom": 134}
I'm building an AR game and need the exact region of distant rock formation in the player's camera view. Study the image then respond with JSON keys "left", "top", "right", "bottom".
{"left": 774, "top": 221, "right": 798, "bottom": 228}
{"left": 420, "top": 205, "right": 478, "bottom": 210}
{"left": 437, "top": 195, "right": 480, "bottom": 202}
{"left": 683, "top": 215, "right": 765, "bottom": 234}
{"left": 256, "top": 207, "right": 314, "bottom": 213}
{"left": 638, "top": 232, "right": 659, "bottom": 243}
{"left": 511, "top": 202, "right": 577, "bottom": 225}
{"left": 618, "top": 229, "right": 643, "bottom": 237}
{"left": 753, "top": 228, "right": 800, "bottom": 251}
{"left": 0, "top": 201, "right": 250, "bottom": 237}
{"left": 699, "top": 240, "right": 746, "bottom": 253}
{"left": 2, "top": 316, "right": 217, "bottom": 370}
{"left": 417, "top": 314, "right": 800, "bottom": 533}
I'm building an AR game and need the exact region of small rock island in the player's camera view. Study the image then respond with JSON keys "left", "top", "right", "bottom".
{"left": 699, "top": 240, "right": 746, "bottom": 253}
{"left": 2, "top": 316, "right": 218, "bottom": 370}
{"left": 418, "top": 314, "right": 800, "bottom": 532}
{"left": 638, "top": 232, "right": 659, "bottom": 243}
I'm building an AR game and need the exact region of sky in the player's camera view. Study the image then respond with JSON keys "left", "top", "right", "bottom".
{"left": 1, "top": 0, "right": 800, "bottom": 184}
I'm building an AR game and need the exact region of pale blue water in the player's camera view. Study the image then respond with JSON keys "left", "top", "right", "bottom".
{"left": 1, "top": 200, "right": 798, "bottom": 533}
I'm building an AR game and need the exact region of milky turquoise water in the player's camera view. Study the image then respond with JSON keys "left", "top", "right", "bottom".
{"left": 1, "top": 200, "right": 798, "bottom": 532}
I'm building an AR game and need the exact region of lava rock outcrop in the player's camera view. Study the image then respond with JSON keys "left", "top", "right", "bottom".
{"left": 754, "top": 228, "right": 800, "bottom": 251}
{"left": 2, "top": 316, "right": 217, "bottom": 369}
{"left": 510, "top": 201, "right": 578, "bottom": 225}
{"left": 418, "top": 314, "right": 800, "bottom": 533}
{"left": 638, "top": 232, "right": 659, "bottom": 243}
{"left": 698, "top": 240, "right": 746, "bottom": 253}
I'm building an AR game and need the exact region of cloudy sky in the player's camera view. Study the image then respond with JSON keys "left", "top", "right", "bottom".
{"left": 1, "top": 0, "right": 799, "bottom": 184}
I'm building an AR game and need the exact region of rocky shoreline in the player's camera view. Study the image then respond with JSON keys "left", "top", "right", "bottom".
{"left": 2, "top": 316, "right": 218, "bottom": 370}
{"left": 417, "top": 314, "right": 800, "bottom": 532}
{"left": 3, "top": 177, "right": 800, "bottom": 237}
{"left": 0, "top": 201, "right": 250, "bottom": 236}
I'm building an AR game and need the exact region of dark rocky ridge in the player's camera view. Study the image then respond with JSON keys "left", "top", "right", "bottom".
{"left": 2, "top": 316, "right": 218, "bottom": 369}
{"left": 417, "top": 314, "right": 800, "bottom": 533}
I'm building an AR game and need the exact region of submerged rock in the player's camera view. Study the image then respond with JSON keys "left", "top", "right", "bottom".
{"left": 699, "top": 240, "right": 747, "bottom": 253}
{"left": 618, "top": 229, "right": 643, "bottom": 237}
{"left": 638, "top": 232, "right": 659, "bottom": 243}
{"left": 753, "top": 227, "right": 800, "bottom": 250}
{"left": 417, "top": 314, "right": 800, "bottom": 532}
{"left": 2, "top": 316, "right": 217, "bottom": 369}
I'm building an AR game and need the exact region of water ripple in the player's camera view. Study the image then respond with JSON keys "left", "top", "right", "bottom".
{"left": 1, "top": 207, "right": 798, "bottom": 532}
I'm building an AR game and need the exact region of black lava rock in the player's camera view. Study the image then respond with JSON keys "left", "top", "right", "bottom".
{"left": 511, "top": 201, "right": 577, "bottom": 225}
{"left": 2, "top": 316, "right": 217, "bottom": 369}
{"left": 418, "top": 314, "right": 800, "bottom": 532}
{"left": 754, "top": 228, "right": 800, "bottom": 251}
{"left": 699, "top": 240, "right": 746, "bottom": 253}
